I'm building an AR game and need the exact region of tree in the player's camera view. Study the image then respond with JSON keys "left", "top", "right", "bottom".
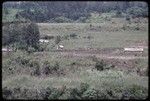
{"left": 2, "top": 21, "right": 40, "bottom": 50}
{"left": 126, "top": 7, "right": 148, "bottom": 17}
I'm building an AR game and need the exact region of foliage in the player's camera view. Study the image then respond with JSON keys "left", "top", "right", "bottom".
{"left": 2, "top": 22, "right": 40, "bottom": 50}
{"left": 42, "top": 61, "right": 51, "bottom": 75}
{"left": 3, "top": 2, "right": 148, "bottom": 23}
{"left": 95, "top": 60, "right": 106, "bottom": 71}
{"left": 49, "top": 16, "right": 73, "bottom": 23}
{"left": 27, "top": 46, "right": 36, "bottom": 53}
{"left": 41, "top": 35, "right": 54, "bottom": 40}
{"left": 122, "top": 84, "right": 148, "bottom": 99}
{"left": 48, "top": 88, "right": 64, "bottom": 99}
{"left": 69, "top": 33, "right": 78, "bottom": 39}
{"left": 42, "top": 61, "right": 60, "bottom": 75}
{"left": 55, "top": 36, "right": 61, "bottom": 45}
{"left": 115, "top": 10, "right": 122, "bottom": 17}
{"left": 82, "top": 88, "right": 98, "bottom": 99}
{"left": 127, "top": 7, "right": 148, "bottom": 17}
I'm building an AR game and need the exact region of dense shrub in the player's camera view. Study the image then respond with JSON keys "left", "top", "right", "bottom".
{"left": 126, "top": 7, "right": 148, "bottom": 18}
{"left": 42, "top": 61, "right": 51, "bottom": 75}
{"left": 82, "top": 88, "right": 98, "bottom": 99}
{"left": 69, "top": 88, "right": 81, "bottom": 99}
{"left": 41, "top": 35, "right": 54, "bottom": 40}
{"left": 87, "top": 35, "right": 93, "bottom": 40}
{"left": 53, "top": 62, "right": 60, "bottom": 71}
{"left": 42, "top": 61, "right": 60, "bottom": 75}
{"left": 95, "top": 60, "right": 106, "bottom": 71}
{"left": 3, "top": 87, "right": 12, "bottom": 99}
{"left": 69, "top": 33, "right": 78, "bottom": 39}
{"left": 40, "top": 87, "right": 52, "bottom": 100}
{"left": 125, "top": 15, "right": 131, "bottom": 23}
{"left": 115, "top": 11, "right": 122, "bottom": 17}
{"left": 122, "top": 84, "right": 148, "bottom": 99}
{"left": 135, "top": 24, "right": 140, "bottom": 30}
{"left": 2, "top": 83, "right": 148, "bottom": 100}
{"left": 76, "top": 17, "right": 87, "bottom": 23}
{"left": 2, "top": 22, "right": 40, "bottom": 50}
{"left": 90, "top": 55, "right": 99, "bottom": 62}
{"left": 55, "top": 36, "right": 61, "bottom": 45}
{"left": 63, "top": 35, "right": 70, "bottom": 40}
{"left": 69, "top": 82, "right": 90, "bottom": 99}
{"left": 48, "top": 88, "right": 64, "bottom": 99}
{"left": 15, "top": 55, "right": 31, "bottom": 66}
{"left": 28, "top": 60, "right": 41, "bottom": 76}
{"left": 27, "top": 46, "right": 36, "bottom": 53}
{"left": 78, "top": 83, "right": 90, "bottom": 94}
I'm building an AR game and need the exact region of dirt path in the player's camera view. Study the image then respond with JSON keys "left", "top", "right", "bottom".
{"left": 60, "top": 51, "right": 148, "bottom": 60}
{"left": 35, "top": 49, "right": 148, "bottom": 60}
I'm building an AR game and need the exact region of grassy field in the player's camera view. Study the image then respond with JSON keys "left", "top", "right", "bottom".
{"left": 2, "top": 17, "right": 148, "bottom": 99}
{"left": 38, "top": 19, "right": 148, "bottom": 50}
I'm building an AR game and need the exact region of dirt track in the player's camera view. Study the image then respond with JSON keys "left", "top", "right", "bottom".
{"left": 35, "top": 48, "right": 148, "bottom": 60}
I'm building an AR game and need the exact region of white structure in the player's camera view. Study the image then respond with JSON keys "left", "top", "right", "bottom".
{"left": 57, "top": 45, "right": 64, "bottom": 49}
{"left": 124, "top": 48, "right": 144, "bottom": 52}
{"left": 39, "top": 39, "right": 49, "bottom": 43}
{"left": 2, "top": 48, "right": 13, "bottom": 52}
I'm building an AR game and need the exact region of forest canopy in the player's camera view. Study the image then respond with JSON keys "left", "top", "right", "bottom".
{"left": 2, "top": 1, "right": 148, "bottom": 23}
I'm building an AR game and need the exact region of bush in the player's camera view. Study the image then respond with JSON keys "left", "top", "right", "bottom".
{"left": 69, "top": 88, "right": 81, "bottom": 99}
{"left": 95, "top": 60, "right": 106, "bottom": 71}
{"left": 3, "top": 87, "right": 12, "bottom": 99}
{"left": 76, "top": 17, "right": 87, "bottom": 23}
{"left": 97, "top": 89, "right": 112, "bottom": 99}
{"left": 87, "top": 35, "right": 93, "bottom": 40}
{"left": 42, "top": 61, "right": 60, "bottom": 75}
{"left": 125, "top": 15, "right": 131, "bottom": 22}
{"left": 48, "top": 88, "right": 64, "bottom": 99}
{"left": 70, "top": 33, "right": 77, "bottom": 39}
{"left": 78, "top": 83, "right": 90, "bottom": 94}
{"left": 41, "top": 35, "right": 54, "bottom": 40}
{"left": 2, "top": 22, "right": 40, "bottom": 50}
{"left": 42, "top": 61, "right": 51, "bottom": 75}
{"left": 55, "top": 36, "right": 61, "bottom": 44}
{"left": 29, "top": 60, "right": 41, "bottom": 76}
{"left": 15, "top": 55, "right": 31, "bottom": 66}
{"left": 53, "top": 62, "right": 60, "bottom": 72}
{"left": 63, "top": 35, "right": 70, "bottom": 40}
{"left": 135, "top": 24, "right": 140, "bottom": 30}
{"left": 40, "top": 87, "right": 52, "bottom": 100}
{"left": 90, "top": 55, "right": 98, "bottom": 62}
{"left": 126, "top": 7, "right": 148, "bottom": 18}
{"left": 115, "top": 11, "right": 122, "bottom": 17}
{"left": 69, "top": 82, "right": 90, "bottom": 99}
{"left": 27, "top": 46, "right": 36, "bottom": 53}
{"left": 82, "top": 88, "right": 98, "bottom": 99}
{"left": 37, "top": 43, "right": 47, "bottom": 52}
{"left": 122, "top": 24, "right": 127, "bottom": 30}
{"left": 122, "top": 84, "right": 148, "bottom": 99}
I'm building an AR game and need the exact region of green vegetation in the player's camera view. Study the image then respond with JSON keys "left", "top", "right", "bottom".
{"left": 2, "top": 1, "right": 148, "bottom": 100}
{"left": 2, "top": 22, "right": 40, "bottom": 50}
{"left": 3, "top": 2, "right": 148, "bottom": 23}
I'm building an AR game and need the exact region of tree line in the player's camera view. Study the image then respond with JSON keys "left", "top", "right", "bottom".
{"left": 3, "top": 1, "right": 148, "bottom": 23}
